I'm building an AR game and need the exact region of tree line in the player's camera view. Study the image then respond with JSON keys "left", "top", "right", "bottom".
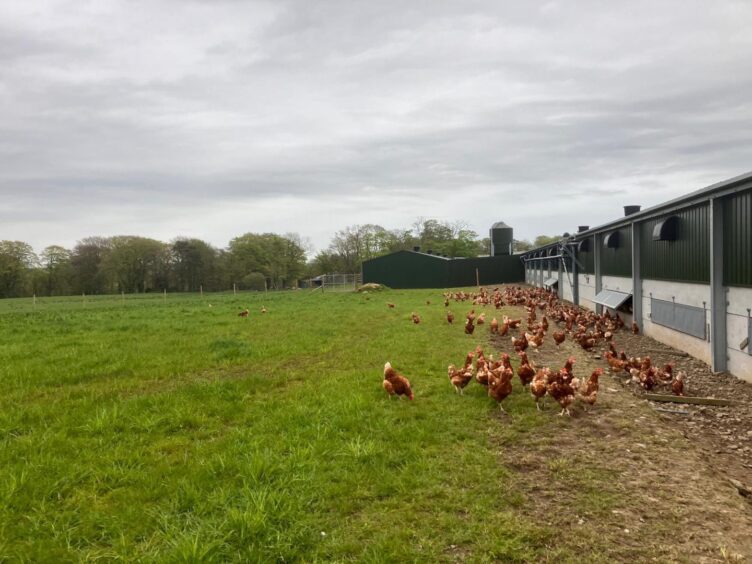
{"left": 0, "top": 219, "right": 560, "bottom": 298}
{"left": 0, "top": 234, "right": 307, "bottom": 298}
{"left": 309, "top": 219, "right": 489, "bottom": 275}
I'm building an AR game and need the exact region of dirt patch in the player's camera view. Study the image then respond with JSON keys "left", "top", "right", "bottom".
{"left": 611, "top": 331, "right": 752, "bottom": 480}
{"left": 489, "top": 309, "right": 752, "bottom": 562}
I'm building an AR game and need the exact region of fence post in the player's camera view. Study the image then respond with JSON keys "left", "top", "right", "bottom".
{"left": 233, "top": 283, "right": 236, "bottom": 295}
{"left": 163, "top": 288, "right": 167, "bottom": 301}
{"left": 200, "top": 285, "right": 203, "bottom": 298}
{"left": 476, "top": 268, "right": 479, "bottom": 288}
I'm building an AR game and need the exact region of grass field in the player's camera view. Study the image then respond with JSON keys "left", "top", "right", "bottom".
{"left": 7, "top": 288, "right": 745, "bottom": 562}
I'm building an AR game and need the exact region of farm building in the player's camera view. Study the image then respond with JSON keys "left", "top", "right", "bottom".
{"left": 362, "top": 221, "right": 524, "bottom": 289}
{"left": 521, "top": 171, "right": 752, "bottom": 382}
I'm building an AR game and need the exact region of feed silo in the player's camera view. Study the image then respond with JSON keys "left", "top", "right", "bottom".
{"left": 490, "top": 221, "right": 513, "bottom": 256}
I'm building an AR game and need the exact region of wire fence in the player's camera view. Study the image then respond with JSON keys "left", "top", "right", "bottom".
{"left": 301, "top": 273, "right": 362, "bottom": 292}
{"left": 0, "top": 286, "right": 300, "bottom": 315}
{"left": 0, "top": 275, "right": 368, "bottom": 314}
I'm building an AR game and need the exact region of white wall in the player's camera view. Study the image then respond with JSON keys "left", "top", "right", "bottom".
{"left": 640, "top": 279, "right": 711, "bottom": 365}
{"left": 525, "top": 264, "right": 531, "bottom": 285}
{"left": 561, "top": 271, "right": 574, "bottom": 302}
{"left": 726, "top": 286, "right": 752, "bottom": 382}
{"left": 532, "top": 265, "right": 540, "bottom": 287}
{"left": 602, "top": 275, "right": 632, "bottom": 294}
{"left": 578, "top": 273, "right": 596, "bottom": 311}
{"left": 525, "top": 257, "right": 751, "bottom": 381}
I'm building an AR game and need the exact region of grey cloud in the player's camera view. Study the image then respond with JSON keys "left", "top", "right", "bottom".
{"left": 1, "top": 0, "right": 751, "bottom": 252}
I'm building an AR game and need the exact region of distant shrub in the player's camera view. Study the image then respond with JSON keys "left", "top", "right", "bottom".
{"left": 242, "top": 272, "right": 267, "bottom": 291}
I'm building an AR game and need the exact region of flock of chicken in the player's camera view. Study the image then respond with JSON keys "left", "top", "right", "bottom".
{"left": 382, "top": 285, "right": 688, "bottom": 415}
{"left": 444, "top": 346, "right": 600, "bottom": 416}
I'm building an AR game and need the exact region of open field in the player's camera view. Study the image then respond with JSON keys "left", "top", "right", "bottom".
{"left": 1, "top": 288, "right": 751, "bottom": 562}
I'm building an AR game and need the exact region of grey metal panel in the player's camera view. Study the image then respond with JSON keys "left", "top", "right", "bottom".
{"left": 544, "top": 277, "right": 559, "bottom": 287}
{"left": 593, "top": 289, "right": 631, "bottom": 309}
{"left": 650, "top": 297, "right": 706, "bottom": 339}
{"left": 748, "top": 317, "right": 752, "bottom": 356}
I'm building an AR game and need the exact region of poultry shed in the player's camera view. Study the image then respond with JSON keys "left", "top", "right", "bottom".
{"left": 521, "top": 170, "right": 752, "bottom": 383}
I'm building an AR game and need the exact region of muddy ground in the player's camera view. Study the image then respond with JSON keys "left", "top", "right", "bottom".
{"left": 489, "top": 310, "right": 752, "bottom": 562}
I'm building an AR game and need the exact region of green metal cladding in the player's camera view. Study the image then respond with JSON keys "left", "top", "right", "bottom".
{"left": 577, "top": 237, "right": 595, "bottom": 274}
{"left": 362, "top": 251, "right": 525, "bottom": 289}
{"left": 362, "top": 251, "right": 449, "bottom": 288}
{"left": 724, "top": 189, "right": 752, "bottom": 287}
{"left": 600, "top": 226, "right": 632, "bottom": 277}
{"left": 516, "top": 178, "right": 751, "bottom": 293}
{"left": 449, "top": 256, "right": 524, "bottom": 286}
{"left": 640, "top": 204, "right": 710, "bottom": 283}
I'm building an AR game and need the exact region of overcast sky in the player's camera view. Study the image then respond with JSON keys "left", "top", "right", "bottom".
{"left": 2, "top": 1, "right": 751, "bottom": 254}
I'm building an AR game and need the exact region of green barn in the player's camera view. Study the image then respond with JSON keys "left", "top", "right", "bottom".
{"left": 362, "top": 221, "right": 525, "bottom": 289}
{"left": 520, "top": 170, "right": 752, "bottom": 382}
{"left": 362, "top": 250, "right": 524, "bottom": 289}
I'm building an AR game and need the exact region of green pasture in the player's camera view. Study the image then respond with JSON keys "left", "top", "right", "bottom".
{"left": 0, "top": 288, "right": 615, "bottom": 562}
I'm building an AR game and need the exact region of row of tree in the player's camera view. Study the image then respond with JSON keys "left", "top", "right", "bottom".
{"left": 0, "top": 219, "right": 559, "bottom": 298}
{"left": 309, "top": 219, "right": 488, "bottom": 275}
{"left": 0, "top": 234, "right": 308, "bottom": 298}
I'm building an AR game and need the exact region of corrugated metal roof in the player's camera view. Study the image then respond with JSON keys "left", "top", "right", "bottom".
{"left": 405, "top": 250, "right": 451, "bottom": 261}
{"left": 519, "top": 171, "right": 752, "bottom": 260}
{"left": 574, "top": 170, "right": 752, "bottom": 238}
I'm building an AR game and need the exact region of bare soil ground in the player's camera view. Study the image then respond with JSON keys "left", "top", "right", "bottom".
{"left": 490, "top": 314, "right": 752, "bottom": 562}
{"left": 616, "top": 331, "right": 752, "bottom": 480}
